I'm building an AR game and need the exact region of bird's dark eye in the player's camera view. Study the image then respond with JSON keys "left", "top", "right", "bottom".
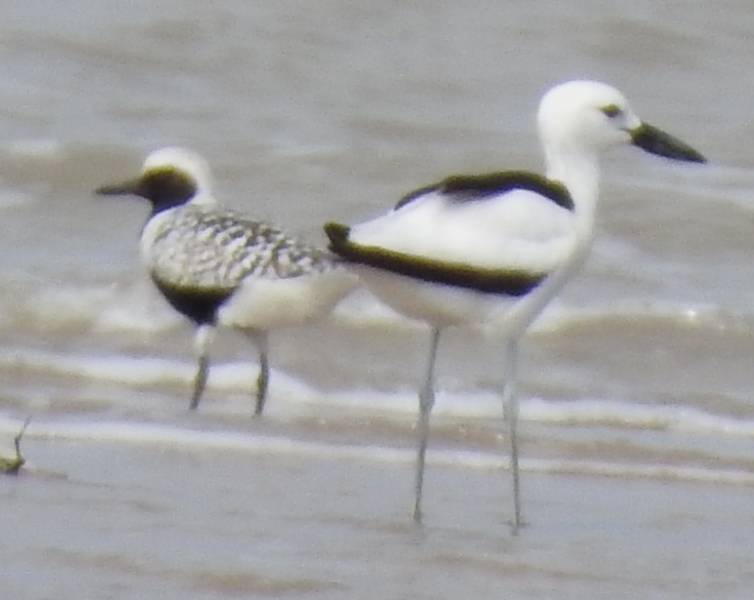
{"left": 601, "top": 104, "right": 622, "bottom": 119}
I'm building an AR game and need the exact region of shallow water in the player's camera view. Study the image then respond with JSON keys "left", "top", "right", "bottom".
{"left": 2, "top": 0, "right": 754, "bottom": 598}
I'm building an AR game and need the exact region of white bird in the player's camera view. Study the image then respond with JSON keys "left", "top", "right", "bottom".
{"left": 96, "top": 147, "right": 356, "bottom": 416}
{"left": 324, "top": 80, "right": 705, "bottom": 530}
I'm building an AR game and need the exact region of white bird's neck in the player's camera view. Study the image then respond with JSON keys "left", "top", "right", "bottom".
{"left": 503, "top": 148, "right": 602, "bottom": 338}
{"left": 545, "top": 146, "right": 601, "bottom": 234}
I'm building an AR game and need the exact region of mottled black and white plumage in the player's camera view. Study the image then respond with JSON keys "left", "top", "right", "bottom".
{"left": 146, "top": 206, "right": 340, "bottom": 299}
{"left": 325, "top": 80, "right": 706, "bottom": 531}
{"left": 97, "top": 147, "right": 356, "bottom": 415}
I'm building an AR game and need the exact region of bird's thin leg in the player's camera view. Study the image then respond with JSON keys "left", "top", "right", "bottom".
{"left": 501, "top": 338, "right": 522, "bottom": 533}
{"left": 247, "top": 330, "right": 270, "bottom": 417}
{"left": 413, "top": 327, "right": 442, "bottom": 524}
{"left": 190, "top": 324, "right": 215, "bottom": 410}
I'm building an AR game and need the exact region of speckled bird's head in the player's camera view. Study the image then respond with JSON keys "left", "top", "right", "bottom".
{"left": 95, "top": 146, "right": 216, "bottom": 213}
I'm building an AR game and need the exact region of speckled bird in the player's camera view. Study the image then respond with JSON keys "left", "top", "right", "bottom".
{"left": 96, "top": 147, "right": 357, "bottom": 416}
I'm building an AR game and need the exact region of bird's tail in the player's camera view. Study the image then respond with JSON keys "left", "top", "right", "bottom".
{"left": 323, "top": 222, "right": 351, "bottom": 249}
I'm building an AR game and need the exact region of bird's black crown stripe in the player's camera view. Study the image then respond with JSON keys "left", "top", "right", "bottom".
{"left": 395, "top": 170, "right": 573, "bottom": 211}
{"left": 152, "top": 277, "right": 235, "bottom": 325}
{"left": 323, "top": 222, "right": 547, "bottom": 296}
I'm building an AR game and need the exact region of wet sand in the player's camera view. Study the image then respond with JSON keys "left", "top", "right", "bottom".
{"left": 1, "top": 418, "right": 752, "bottom": 600}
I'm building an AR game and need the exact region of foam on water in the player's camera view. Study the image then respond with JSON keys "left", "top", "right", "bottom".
{"left": 92, "top": 281, "right": 181, "bottom": 333}
{"left": 2, "top": 414, "right": 753, "bottom": 488}
{"left": 528, "top": 297, "right": 746, "bottom": 334}
{"left": 0, "top": 347, "right": 194, "bottom": 387}
{"left": 524, "top": 397, "right": 754, "bottom": 437}
{"left": 0, "top": 278, "right": 179, "bottom": 335}
{"left": 323, "top": 283, "right": 746, "bottom": 344}
{"left": 3, "top": 343, "right": 753, "bottom": 440}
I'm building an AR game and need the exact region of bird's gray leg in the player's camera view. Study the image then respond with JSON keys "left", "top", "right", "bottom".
{"left": 501, "top": 338, "right": 523, "bottom": 533}
{"left": 413, "top": 327, "right": 442, "bottom": 524}
{"left": 190, "top": 324, "right": 215, "bottom": 410}
{"left": 247, "top": 330, "right": 270, "bottom": 417}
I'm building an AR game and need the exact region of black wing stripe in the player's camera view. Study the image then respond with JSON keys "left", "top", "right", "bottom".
{"left": 395, "top": 170, "right": 573, "bottom": 211}
{"left": 324, "top": 223, "right": 547, "bottom": 296}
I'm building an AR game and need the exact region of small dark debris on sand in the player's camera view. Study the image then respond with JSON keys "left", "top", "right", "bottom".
{"left": 0, "top": 417, "right": 31, "bottom": 475}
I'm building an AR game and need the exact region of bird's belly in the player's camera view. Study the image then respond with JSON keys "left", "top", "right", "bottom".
{"left": 355, "top": 266, "right": 525, "bottom": 328}
{"left": 217, "top": 270, "right": 357, "bottom": 330}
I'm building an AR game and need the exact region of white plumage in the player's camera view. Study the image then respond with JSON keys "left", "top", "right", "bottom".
{"left": 325, "top": 79, "right": 706, "bottom": 530}
{"left": 350, "top": 186, "right": 576, "bottom": 276}
{"left": 97, "top": 147, "right": 356, "bottom": 416}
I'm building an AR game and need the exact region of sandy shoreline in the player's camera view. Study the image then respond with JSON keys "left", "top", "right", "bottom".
{"left": 2, "top": 421, "right": 753, "bottom": 599}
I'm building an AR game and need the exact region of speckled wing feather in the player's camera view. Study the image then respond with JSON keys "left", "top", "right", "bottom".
{"left": 146, "top": 205, "right": 336, "bottom": 290}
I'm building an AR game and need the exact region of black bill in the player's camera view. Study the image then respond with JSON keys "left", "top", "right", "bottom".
{"left": 94, "top": 178, "right": 142, "bottom": 197}
{"left": 630, "top": 122, "right": 706, "bottom": 163}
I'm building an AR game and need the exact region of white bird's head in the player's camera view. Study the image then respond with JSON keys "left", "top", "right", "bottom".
{"left": 537, "top": 80, "right": 706, "bottom": 163}
{"left": 95, "top": 146, "right": 216, "bottom": 213}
